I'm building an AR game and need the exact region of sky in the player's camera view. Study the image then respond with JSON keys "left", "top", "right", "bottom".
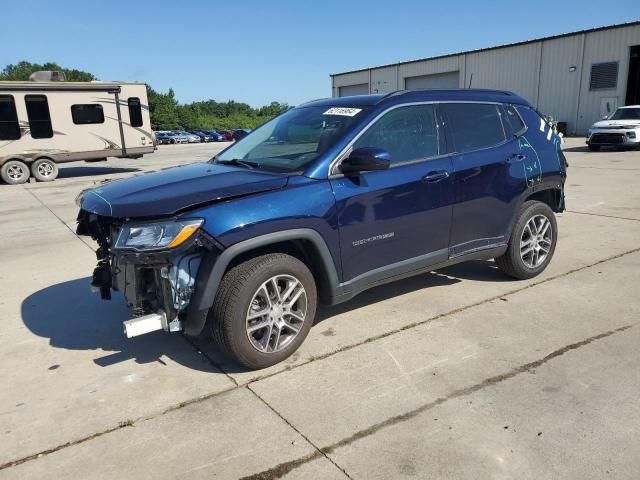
{"left": 1, "top": 0, "right": 637, "bottom": 107}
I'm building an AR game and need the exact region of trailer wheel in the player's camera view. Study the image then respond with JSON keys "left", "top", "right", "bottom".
{"left": 1, "top": 160, "right": 30, "bottom": 185}
{"left": 31, "top": 158, "right": 59, "bottom": 182}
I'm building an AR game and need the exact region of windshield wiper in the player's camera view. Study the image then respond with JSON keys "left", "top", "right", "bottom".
{"left": 217, "top": 158, "right": 260, "bottom": 170}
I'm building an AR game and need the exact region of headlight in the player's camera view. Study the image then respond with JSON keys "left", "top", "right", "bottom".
{"left": 75, "top": 191, "right": 84, "bottom": 207}
{"left": 115, "top": 218, "right": 204, "bottom": 251}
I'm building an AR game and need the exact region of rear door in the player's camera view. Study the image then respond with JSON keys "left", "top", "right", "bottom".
{"left": 441, "top": 102, "right": 525, "bottom": 257}
{"left": 330, "top": 103, "right": 454, "bottom": 283}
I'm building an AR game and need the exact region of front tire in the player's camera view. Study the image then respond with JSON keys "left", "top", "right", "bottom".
{"left": 1, "top": 160, "right": 30, "bottom": 185}
{"left": 31, "top": 158, "right": 59, "bottom": 182}
{"left": 495, "top": 201, "right": 558, "bottom": 280}
{"left": 209, "top": 253, "right": 317, "bottom": 369}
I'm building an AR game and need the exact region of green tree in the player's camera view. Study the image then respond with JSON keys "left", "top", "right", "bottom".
{"left": 0, "top": 61, "right": 95, "bottom": 82}
{"left": 147, "top": 87, "right": 180, "bottom": 130}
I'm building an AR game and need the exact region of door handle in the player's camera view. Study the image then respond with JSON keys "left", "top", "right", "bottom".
{"left": 422, "top": 170, "right": 450, "bottom": 183}
{"left": 507, "top": 154, "right": 526, "bottom": 163}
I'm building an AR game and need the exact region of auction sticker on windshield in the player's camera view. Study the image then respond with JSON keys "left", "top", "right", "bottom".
{"left": 323, "top": 107, "right": 362, "bottom": 117}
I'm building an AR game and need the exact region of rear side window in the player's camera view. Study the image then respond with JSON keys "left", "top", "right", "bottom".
{"left": 353, "top": 104, "right": 439, "bottom": 165}
{"left": 127, "top": 97, "right": 143, "bottom": 127}
{"left": 442, "top": 103, "right": 505, "bottom": 153}
{"left": 0, "top": 95, "right": 21, "bottom": 140}
{"left": 504, "top": 104, "right": 526, "bottom": 136}
{"left": 25, "top": 95, "right": 53, "bottom": 139}
{"left": 71, "top": 104, "right": 105, "bottom": 124}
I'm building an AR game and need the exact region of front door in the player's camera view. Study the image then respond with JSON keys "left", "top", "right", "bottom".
{"left": 330, "top": 104, "right": 454, "bottom": 283}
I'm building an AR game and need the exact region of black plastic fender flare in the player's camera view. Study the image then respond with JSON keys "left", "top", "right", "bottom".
{"left": 184, "top": 228, "right": 340, "bottom": 336}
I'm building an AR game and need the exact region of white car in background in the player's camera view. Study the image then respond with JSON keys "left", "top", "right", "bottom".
{"left": 175, "top": 131, "right": 202, "bottom": 143}
{"left": 586, "top": 106, "right": 640, "bottom": 151}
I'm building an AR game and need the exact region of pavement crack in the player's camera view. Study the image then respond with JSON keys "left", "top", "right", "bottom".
{"left": 245, "top": 385, "right": 353, "bottom": 480}
{"left": 181, "top": 335, "right": 239, "bottom": 387}
{"left": 242, "top": 323, "right": 636, "bottom": 478}
{"left": 566, "top": 210, "right": 640, "bottom": 222}
{"left": 22, "top": 185, "right": 95, "bottom": 251}
{"left": 2, "top": 247, "right": 639, "bottom": 471}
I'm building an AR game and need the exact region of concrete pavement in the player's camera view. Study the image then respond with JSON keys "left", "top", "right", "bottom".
{"left": 1, "top": 138, "right": 639, "bottom": 479}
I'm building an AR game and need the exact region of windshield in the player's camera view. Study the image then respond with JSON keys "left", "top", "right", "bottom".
{"left": 215, "top": 105, "right": 369, "bottom": 172}
{"left": 610, "top": 108, "right": 640, "bottom": 120}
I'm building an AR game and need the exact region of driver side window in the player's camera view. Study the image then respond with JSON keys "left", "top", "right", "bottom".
{"left": 353, "top": 104, "right": 438, "bottom": 165}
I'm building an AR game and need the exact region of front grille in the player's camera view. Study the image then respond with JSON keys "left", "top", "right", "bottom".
{"left": 591, "top": 133, "right": 625, "bottom": 144}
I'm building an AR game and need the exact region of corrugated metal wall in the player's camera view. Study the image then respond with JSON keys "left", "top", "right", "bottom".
{"left": 331, "top": 24, "right": 640, "bottom": 134}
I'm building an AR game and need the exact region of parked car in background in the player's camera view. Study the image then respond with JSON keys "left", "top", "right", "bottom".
{"left": 175, "top": 131, "right": 201, "bottom": 143}
{"left": 586, "top": 105, "right": 640, "bottom": 150}
{"left": 76, "top": 89, "right": 566, "bottom": 369}
{"left": 188, "top": 130, "right": 215, "bottom": 142}
{"left": 217, "top": 130, "right": 234, "bottom": 141}
{"left": 201, "top": 130, "right": 226, "bottom": 142}
{"left": 154, "top": 132, "right": 173, "bottom": 145}
{"left": 165, "top": 131, "right": 189, "bottom": 144}
{"left": 232, "top": 128, "right": 252, "bottom": 141}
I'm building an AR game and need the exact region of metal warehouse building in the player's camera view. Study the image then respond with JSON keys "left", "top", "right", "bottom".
{"left": 331, "top": 22, "right": 640, "bottom": 135}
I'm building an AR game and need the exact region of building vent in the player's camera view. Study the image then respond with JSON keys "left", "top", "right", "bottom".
{"left": 589, "top": 62, "right": 618, "bottom": 90}
{"left": 28, "top": 71, "right": 67, "bottom": 82}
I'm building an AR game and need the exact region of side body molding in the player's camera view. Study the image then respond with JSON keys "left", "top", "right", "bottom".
{"left": 184, "top": 228, "right": 340, "bottom": 336}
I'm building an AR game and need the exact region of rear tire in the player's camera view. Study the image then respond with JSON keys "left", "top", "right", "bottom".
{"left": 495, "top": 201, "right": 557, "bottom": 280}
{"left": 209, "top": 253, "right": 317, "bottom": 370}
{"left": 31, "top": 158, "right": 59, "bottom": 182}
{"left": 1, "top": 160, "right": 30, "bottom": 185}
{"left": 588, "top": 144, "right": 600, "bottom": 151}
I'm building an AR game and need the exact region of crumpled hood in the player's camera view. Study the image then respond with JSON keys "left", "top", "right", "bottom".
{"left": 591, "top": 120, "right": 640, "bottom": 129}
{"left": 79, "top": 162, "right": 288, "bottom": 218}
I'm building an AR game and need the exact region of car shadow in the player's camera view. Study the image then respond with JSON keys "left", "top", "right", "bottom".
{"left": 24, "top": 261, "right": 506, "bottom": 374}
{"left": 314, "top": 259, "right": 505, "bottom": 323}
{"left": 21, "top": 277, "right": 218, "bottom": 372}
{"left": 206, "top": 260, "right": 507, "bottom": 374}
{"left": 58, "top": 166, "right": 141, "bottom": 179}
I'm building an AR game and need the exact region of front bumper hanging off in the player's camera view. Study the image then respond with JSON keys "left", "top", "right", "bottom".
{"left": 77, "top": 210, "right": 220, "bottom": 337}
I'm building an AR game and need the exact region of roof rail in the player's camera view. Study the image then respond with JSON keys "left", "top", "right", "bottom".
{"left": 382, "top": 88, "right": 515, "bottom": 99}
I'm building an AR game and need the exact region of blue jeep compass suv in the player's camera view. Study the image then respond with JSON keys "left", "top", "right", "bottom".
{"left": 76, "top": 89, "right": 567, "bottom": 369}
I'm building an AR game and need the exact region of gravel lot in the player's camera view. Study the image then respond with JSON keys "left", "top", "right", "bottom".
{"left": 0, "top": 138, "right": 639, "bottom": 479}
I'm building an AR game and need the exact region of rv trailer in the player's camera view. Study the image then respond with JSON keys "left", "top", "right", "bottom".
{"left": 0, "top": 71, "right": 154, "bottom": 184}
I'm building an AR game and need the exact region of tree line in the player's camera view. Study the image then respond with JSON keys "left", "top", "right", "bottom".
{"left": 0, "top": 61, "right": 290, "bottom": 131}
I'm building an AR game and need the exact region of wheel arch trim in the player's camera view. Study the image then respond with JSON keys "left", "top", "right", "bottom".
{"left": 184, "top": 228, "right": 339, "bottom": 336}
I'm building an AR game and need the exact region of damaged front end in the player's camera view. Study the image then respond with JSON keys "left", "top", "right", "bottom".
{"left": 76, "top": 210, "right": 221, "bottom": 337}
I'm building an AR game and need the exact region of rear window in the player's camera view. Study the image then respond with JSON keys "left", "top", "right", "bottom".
{"left": 127, "top": 97, "right": 143, "bottom": 127}
{"left": 0, "top": 95, "right": 20, "bottom": 140}
{"left": 71, "top": 104, "right": 105, "bottom": 124}
{"left": 442, "top": 103, "right": 505, "bottom": 153}
{"left": 504, "top": 104, "right": 526, "bottom": 135}
{"left": 25, "top": 95, "right": 53, "bottom": 139}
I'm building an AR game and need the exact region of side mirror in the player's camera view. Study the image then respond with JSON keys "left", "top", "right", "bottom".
{"left": 340, "top": 147, "right": 390, "bottom": 175}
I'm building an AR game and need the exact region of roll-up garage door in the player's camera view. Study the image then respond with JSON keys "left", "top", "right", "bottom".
{"left": 404, "top": 71, "right": 459, "bottom": 89}
{"left": 338, "top": 83, "right": 369, "bottom": 96}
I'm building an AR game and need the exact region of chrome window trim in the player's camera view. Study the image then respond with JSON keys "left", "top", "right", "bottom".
{"left": 328, "top": 100, "right": 512, "bottom": 177}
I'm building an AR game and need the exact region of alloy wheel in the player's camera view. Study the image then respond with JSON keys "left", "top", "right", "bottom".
{"left": 520, "top": 214, "right": 553, "bottom": 268}
{"left": 245, "top": 274, "right": 307, "bottom": 353}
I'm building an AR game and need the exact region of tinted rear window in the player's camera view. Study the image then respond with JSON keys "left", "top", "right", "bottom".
{"left": 504, "top": 104, "right": 526, "bottom": 135}
{"left": 442, "top": 103, "right": 505, "bottom": 153}
{"left": 0, "top": 95, "right": 20, "bottom": 140}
